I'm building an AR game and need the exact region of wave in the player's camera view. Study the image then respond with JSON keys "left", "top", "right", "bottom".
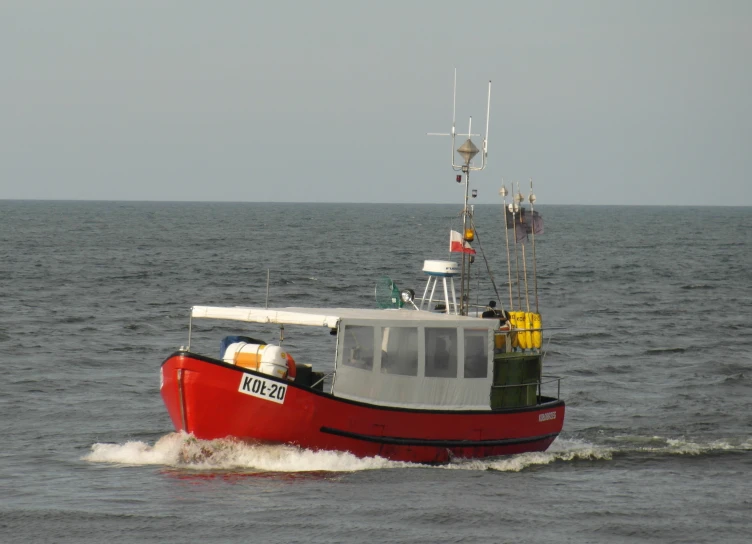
{"left": 450, "top": 438, "right": 614, "bottom": 472}
{"left": 723, "top": 373, "right": 747, "bottom": 384}
{"left": 61, "top": 316, "right": 94, "bottom": 324}
{"left": 82, "top": 433, "right": 752, "bottom": 475}
{"left": 602, "top": 434, "right": 752, "bottom": 455}
{"left": 644, "top": 347, "right": 686, "bottom": 354}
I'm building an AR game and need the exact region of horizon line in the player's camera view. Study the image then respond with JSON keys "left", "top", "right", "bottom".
{"left": 0, "top": 198, "right": 750, "bottom": 208}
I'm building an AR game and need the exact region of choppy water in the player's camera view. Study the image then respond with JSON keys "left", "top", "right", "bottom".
{"left": 1, "top": 201, "right": 751, "bottom": 543}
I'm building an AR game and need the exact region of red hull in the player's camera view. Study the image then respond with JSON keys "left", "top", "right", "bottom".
{"left": 161, "top": 352, "right": 565, "bottom": 464}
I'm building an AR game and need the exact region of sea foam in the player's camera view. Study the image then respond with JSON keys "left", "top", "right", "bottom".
{"left": 83, "top": 433, "right": 750, "bottom": 473}
{"left": 83, "top": 432, "right": 408, "bottom": 472}
{"left": 83, "top": 434, "right": 612, "bottom": 473}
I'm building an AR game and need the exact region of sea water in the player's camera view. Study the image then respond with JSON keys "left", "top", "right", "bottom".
{"left": 1, "top": 201, "right": 750, "bottom": 543}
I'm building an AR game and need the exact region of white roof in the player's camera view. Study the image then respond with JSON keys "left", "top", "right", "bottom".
{"left": 191, "top": 305, "right": 498, "bottom": 329}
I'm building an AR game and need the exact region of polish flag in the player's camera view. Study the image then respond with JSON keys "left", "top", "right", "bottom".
{"left": 449, "top": 230, "right": 476, "bottom": 254}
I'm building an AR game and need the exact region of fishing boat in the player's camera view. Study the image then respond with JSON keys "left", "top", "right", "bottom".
{"left": 160, "top": 75, "right": 564, "bottom": 464}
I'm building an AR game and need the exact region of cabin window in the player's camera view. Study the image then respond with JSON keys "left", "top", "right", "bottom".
{"left": 464, "top": 329, "right": 489, "bottom": 378}
{"left": 425, "top": 328, "right": 458, "bottom": 378}
{"left": 341, "top": 325, "right": 375, "bottom": 370}
{"left": 381, "top": 327, "right": 418, "bottom": 376}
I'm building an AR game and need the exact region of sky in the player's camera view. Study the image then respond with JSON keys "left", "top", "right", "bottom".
{"left": 1, "top": 0, "right": 750, "bottom": 206}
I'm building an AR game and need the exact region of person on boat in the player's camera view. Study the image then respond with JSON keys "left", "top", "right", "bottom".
{"left": 483, "top": 301, "right": 513, "bottom": 353}
{"left": 482, "top": 301, "right": 511, "bottom": 327}
{"left": 482, "top": 300, "right": 502, "bottom": 319}
{"left": 500, "top": 309, "right": 512, "bottom": 329}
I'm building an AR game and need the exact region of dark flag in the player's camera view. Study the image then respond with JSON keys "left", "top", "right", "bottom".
{"left": 531, "top": 213, "right": 544, "bottom": 235}
{"left": 506, "top": 208, "right": 544, "bottom": 242}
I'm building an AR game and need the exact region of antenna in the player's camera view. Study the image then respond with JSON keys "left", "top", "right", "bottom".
{"left": 452, "top": 68, "right": 457, "bottom": 164}
{"left": 484, "top": 79, "right": 491, "bottom": 162}
{"left": 427, "top": 71, "right": 491, "bottom": 170}
{"left": 450, "top": 79, "right": 491, "bottom": 171}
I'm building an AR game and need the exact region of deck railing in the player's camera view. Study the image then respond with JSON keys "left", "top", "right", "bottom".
{"left": 490, "top": 374, "right": 563, "bottom": 401}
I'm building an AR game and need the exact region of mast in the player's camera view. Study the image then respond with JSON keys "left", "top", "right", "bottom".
{"left": 457, "top": 135, "right": 478, "bottom": 315}
{"left": 453, "top": 79, "right": 491, "bottom": 316}
{"left": 428, "top": 74, "right": 491, "bottom": 315}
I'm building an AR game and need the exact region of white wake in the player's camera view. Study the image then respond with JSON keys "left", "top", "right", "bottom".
{"left": 82, "top": 433, "right": 750, "bottom": 473}
{"left": 83, "top": 434, "right": 609, "bottom": 473}
{"left": 83, "top": 433, "right": 408, "bottom": 472}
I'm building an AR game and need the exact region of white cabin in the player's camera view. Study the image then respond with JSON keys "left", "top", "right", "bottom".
{"left": 190, "top": 306, "right": 499, "bottom": 411}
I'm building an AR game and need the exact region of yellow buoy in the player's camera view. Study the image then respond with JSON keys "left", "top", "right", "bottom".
{"left": 531, "top": 313, "right": 542, "bottom": 349}
{"left": 523, "top": 312, "right": 533, "bottom": 350}
{"left": 512, "top": 311, "right": 527, "bottom": 349}
{"left": 509, "top": 310, "right": 520, "bottom": 348}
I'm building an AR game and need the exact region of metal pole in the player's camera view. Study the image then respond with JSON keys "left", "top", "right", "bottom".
{"left": 501, "top": 185, "right": 514, "bottom": 310}
{"left": 450, "top": 277, "right": 458, "bottom": 314}
{"left": 459, "top": 211, "right": 465, "bottom": 313}
{"left": 460, "top": 166, "right": 471, "bottom": 315}
{"left": 265, "top": 269, "right": 270, "bottom": 309}
{"left": 187, "top": 312, "right": 193, "bottom": 351}
{"left": 522, "top": 243, "right": 530, "bottom": 313}
{"left": 529, "top": 178, "right": 540, "bottom": 314}
{"left": 511, "top": 207, "right": 522, "bottom": 309}
{"left": 451, "top": 68, "right": 457, "bottom": 166}
{"left": 466, "top": 203, "right": 474, "bottom": 314}
{"left": 483, "top": 80, "right": 491, "bottom": 165}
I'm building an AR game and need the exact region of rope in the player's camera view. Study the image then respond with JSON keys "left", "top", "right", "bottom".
{"left": 469, "top": 215, "right": 504, "bottom": 312}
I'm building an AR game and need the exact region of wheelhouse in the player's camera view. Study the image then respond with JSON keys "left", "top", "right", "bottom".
{"left": 333, "top": 317, "right": 496, "bottom": 410}
{"left": 189, "top": 305, "right": 499, "bottom": 411}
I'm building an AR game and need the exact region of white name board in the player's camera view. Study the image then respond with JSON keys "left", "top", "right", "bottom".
{"left": 238, "top": 373, "right": 287, "bottom": 404}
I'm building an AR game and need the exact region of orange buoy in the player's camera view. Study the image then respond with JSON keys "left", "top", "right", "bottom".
{"left": 284, "top": 352, "right": 297, "bottom": 381}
